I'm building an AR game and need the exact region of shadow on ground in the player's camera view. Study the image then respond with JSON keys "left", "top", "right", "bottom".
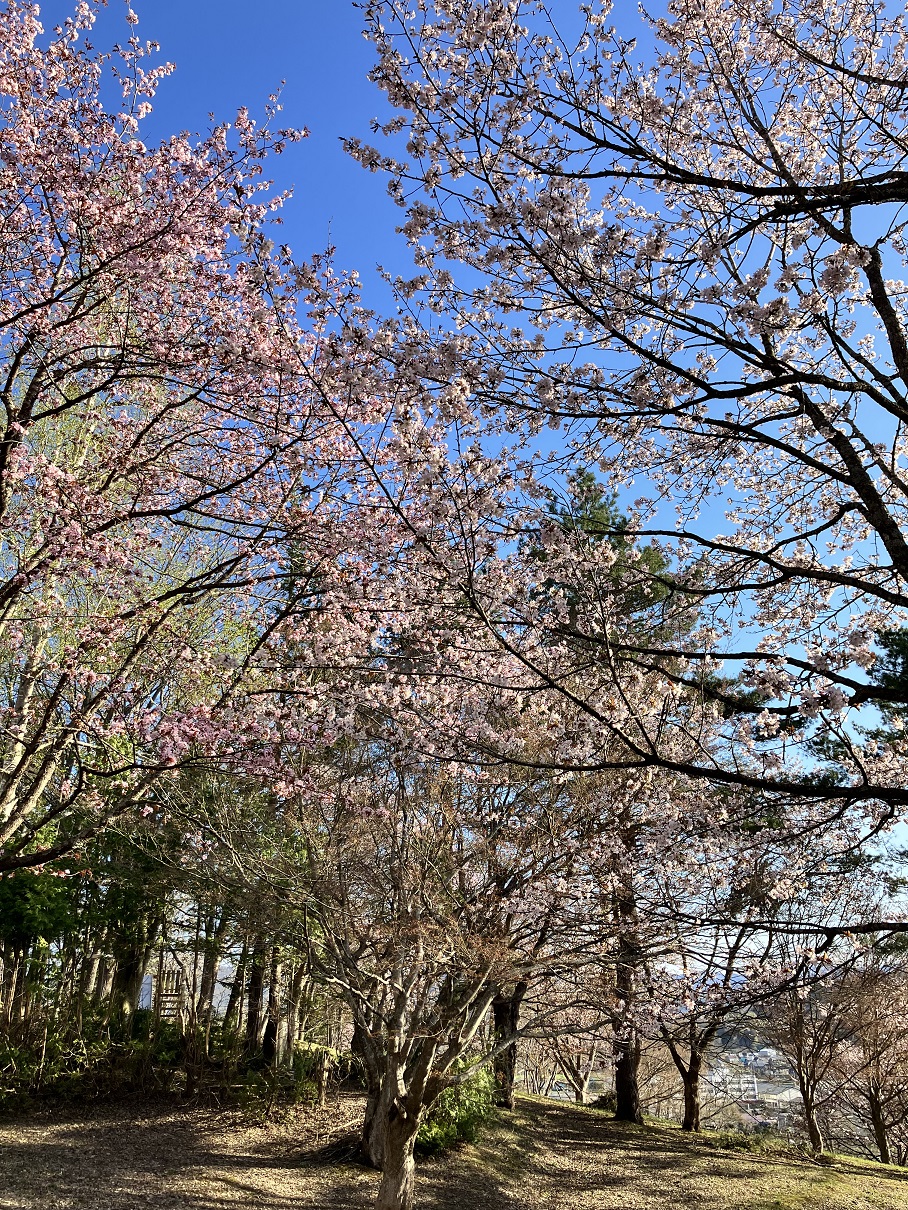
{"left": 1, "top": 1094, "right": 907, "bottom": 1210}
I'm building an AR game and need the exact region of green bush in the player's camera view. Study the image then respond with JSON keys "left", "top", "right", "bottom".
{"left": 0, "top": 1026, "right": 123, "bottom": 1107}
{"left": 0, "top": 1012, "right": 199, "bottom": 1108}
{"left": 417, "top": 1064, "right": 496, "bottom": 1154}
{"left": 707, "top": 1127, "right": 789, "bottom": 1155}
{"left": 291, "top": 1041, "right": 342, "bottom": 1082}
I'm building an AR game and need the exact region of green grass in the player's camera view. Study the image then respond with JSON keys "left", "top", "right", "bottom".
{"left": 445, "top": 1096, "right": 908, "bottom": 1210}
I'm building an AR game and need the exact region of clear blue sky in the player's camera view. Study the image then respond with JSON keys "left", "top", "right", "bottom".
{"left": 38, "top": 0, "right": 410, "bottom": 305}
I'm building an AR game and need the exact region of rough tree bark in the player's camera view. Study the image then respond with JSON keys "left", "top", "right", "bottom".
{"left": 196, "top": 907, "right": 229, "bottom": 1054}
{"left": 352, "top": 1017, "right": 386, "bottom": 1167}
{"left": 612, "top": 872, "right": 644, "bottom": 1124}
{"left": 375, "top": 1103, "right": 421, "bottom": 1210}
{"left": 223, "top": 937, "right": 248, "bottom": 1034}
{"left": 868, "top": 1082, "right": 892, "bottom": 1165}
{"left": 261, "top": 946, "right": 281, "bottom": 1066}
{"left": 798, "top": 1074, "right": 826, "bottom": 1153}
{"left": 244, "top": 941, "right": 264, "bottom": 1057}
{"left": 681, "top": 1053, "right": 702, "bottom": 1133}
{"left": 661, "top": 1020, "right": 719, "bottom": 1132}
{"left": 613, "top": 1027, "right": 643, "bottom": 1124}
{"left": 281, "top": 964, "right": 309, "bottom": 1063}
{"left": 112, "top": 915, "right": 161, "bottom": 1025}
{"left": 492, "top": 980, "right": 527, "bottom": 1108}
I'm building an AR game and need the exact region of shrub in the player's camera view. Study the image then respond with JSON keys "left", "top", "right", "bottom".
{"left": 707, "top": 1127, "right": 789, "bottom": 1155}
{"left": 417, "top": 1064, "right": 496, "bottom": 1154}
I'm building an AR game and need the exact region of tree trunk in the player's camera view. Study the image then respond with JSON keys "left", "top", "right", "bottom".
{"left": 81, "top": 952, "right": 100, "bottom": 1002}
{"left": 10, "top": 950, "right": 28, "bottom": 1026}
{"left": 196, "top": 940, "right": 218, "bottom": 1020}
{"left": 1, "top": 950, "right": 19, "bottom": 1026}
{"left": 94, "top": 956, "right": 115, "bottom": 1006}
{"left": 362, "top": 1087, "right": 385, "bottom": 1168}
{"left": 353, "top": 1019, "right": 386, "bottom": 1168}
{"left": 375, "top": 1107, "right": 420, "bottom": 1210}
{"left": 554, "top": 1039, "right": 599, "bottom": 1105}
{"left": 681, "top": 1058, "right": 701, "bottom": 1132}
{"left": 661, "top": 1023, "right": 711, "bottom": 1133}
{"left": 245, "top": 942, "right": 264, "bottom": 1057}
{"left": 112, "top": 950, "right": 145, "bottom": 1020}
{"left": 611, "top": 854, "right": 643, "bottom": 1125}
{"left": 281, "top": 965, "right": 308, "bottom": 1063}
{"left": 196, "top": 908, "right": 228, "bottom": 1052}
{"left": 78, "top": 922, "right": 110, "bottom": 1011}
{"left": 316, "top": 1047, "right": 330, "bottom": 1107}
{"left": 112, "top": 918, "right": 161, "bottom": 1025}
{"left": 613, "top": 1028, "right": 643, "bottom": 1124}
{"left": 800, "top": 1083, "right": 825, "bottom": 1153}
{"left": 868, "top": 1085, "right": 892, "bottom": 1164}
{"left": 492, "top": 980, "right": 527, "bottom": 1108}
{"left": 261, "top": 946, "right": 281, "bottom": 1067}
{"left": 805, "top": 1109, "right": 824, "bottom": 1153}
{"left": 24, "top": 944, "right": 48, "bottom": 1024}
{"left": 223, "top": 937, "right": 248, "bottom": 1034}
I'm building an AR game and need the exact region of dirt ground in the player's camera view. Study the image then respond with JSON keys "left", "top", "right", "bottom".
{"left": 1, "top": 1093, "right": 908, "bottom": 1210}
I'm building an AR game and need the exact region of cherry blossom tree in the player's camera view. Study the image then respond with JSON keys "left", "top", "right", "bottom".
{"left": 0, "top": 1, "right": 397, "bottom": 871}
{"left": 184, "top": 720, "right": 615, "bottom": 1210}
{"left": 529, "top": 967, "right": 609, "bottom": 1105}
{"left": 352, "top": 0, "right": 908, "bottom": 854}
{"left": 646, "top": 886, "right": 786, "bottom": 1132}
{"left": 831, "top": 956, "right": 908, "bottom": 1164}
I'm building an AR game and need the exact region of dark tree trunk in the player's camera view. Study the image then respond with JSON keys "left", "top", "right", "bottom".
{"left": 196, "top": 943, "right": 218, "bottom": 1021}
{"left": 662, "top": 1020, "right": 718, "bottom": 1134}
{"left": 223, "top": 937, "right": 248, "bottom": 1034}
{"left": 316, "top": 1046, "right": 330, "bottom": 1107}
{"left": 613, "top": 1028, "right": 643, "bottom": 1124}
{"left": 805, "top": 1108, "right": 825, "bottom": 1153}
{"left": 261, "top": 1019, "right": 277, "bottom": 1066}
{"left": 95, "top": 957, "right": 115, "bottom": 1006}
{"left": 798, "top": 1078, "right": 825, "bottom": 1153}
{"left": 8, "top": 949, "right": 28, "bottom": 1026}
{"left": 681, "top": 1057, "right": 702, "bottom": 1132}
{"left": 10, "top": 944, "right": 35, "bottom": 1025}
{"left": 611, "top": 851, "right": 644, "bottom": 1125}
{"left": 196, "top": 908, "right": 228, "bottom": 1054}
{"left": 1, "top": 949, "right": 20, "bottom": 1026}
{"left": 282, "top": 964, "right": 308, "bottom": 1063}
{"left": 492, "top": 980, "right": 527, "bottom": 1109}
{"left": 112, "top": 949, "right": 144, "bottom": 1021}
{"left": 361, "top": 1087, "right": 385, "bottom": 1169}
{"left": 868, "top": 1084, "right": 892, "bottom": 1164}
{"left": 261, "top": 947, "right": 281, "bottom": 1066}
{"left": 112, "top": 916, "right": 161, "bottom": 1026}
{"left": 244, "top": 942, "right": 264, "bottom": 1057}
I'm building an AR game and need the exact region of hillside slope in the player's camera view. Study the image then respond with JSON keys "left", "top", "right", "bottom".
{"left": 437, "top": 1098, "right": 908, "bottom": 1210}
{"left": 1, "top": 1094, "right": 907, "bottom": 1209}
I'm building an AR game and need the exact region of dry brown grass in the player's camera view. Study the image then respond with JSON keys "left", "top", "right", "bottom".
{"left": 1, "top": 1092, "right": 907, "bottom": 1209}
